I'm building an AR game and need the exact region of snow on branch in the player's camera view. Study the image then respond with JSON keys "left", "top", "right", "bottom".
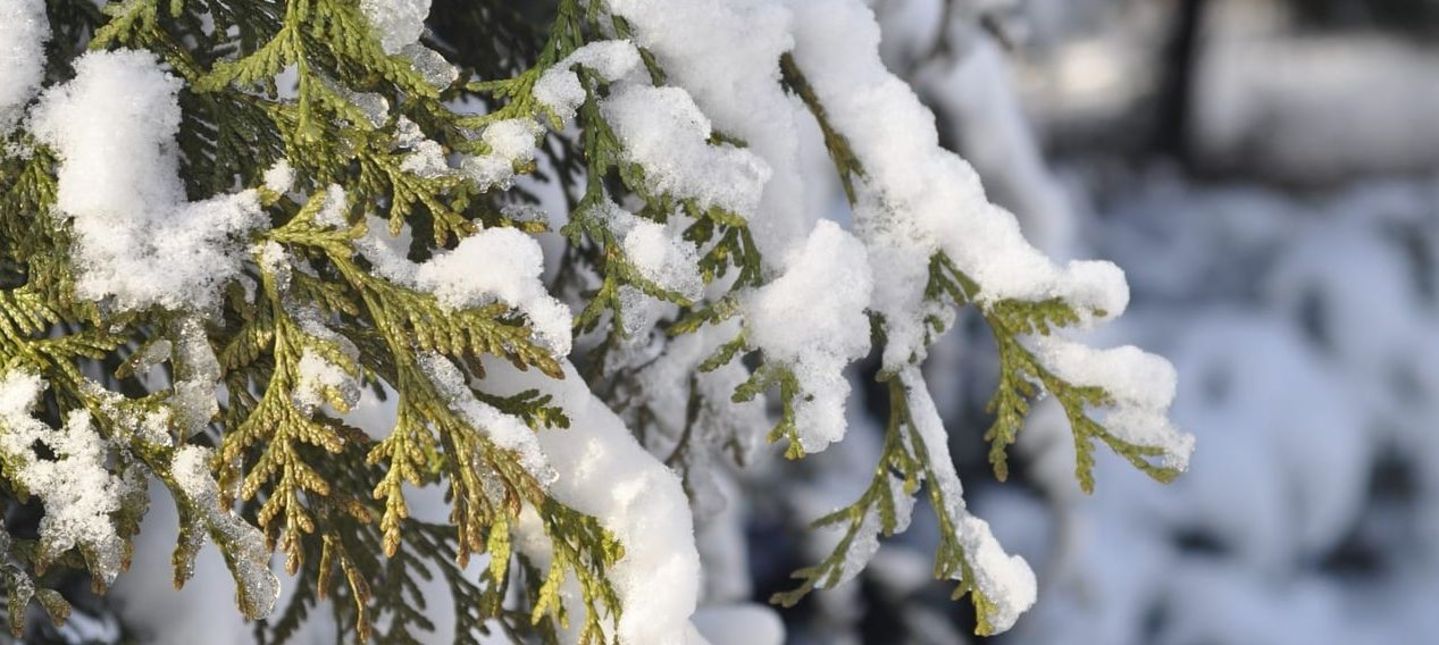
{"left": 0, "top": 0, "right": 1190, "bottom": 640}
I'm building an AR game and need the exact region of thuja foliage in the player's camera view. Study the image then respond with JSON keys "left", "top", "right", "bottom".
{"left": 0, "top": 0, "right": 1186, "bottom": 641}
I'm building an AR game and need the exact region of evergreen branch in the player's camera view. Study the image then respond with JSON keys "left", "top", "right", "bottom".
{"left": 774, "top": 374, "right": 1015, "bottom": 633}
{"left": 780, "top": 53, "right": 866, "bottom": 203}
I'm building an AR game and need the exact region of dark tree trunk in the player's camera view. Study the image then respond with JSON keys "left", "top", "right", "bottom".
{"left": 1154, "top": 0, "right": 1207, "bottom": 166}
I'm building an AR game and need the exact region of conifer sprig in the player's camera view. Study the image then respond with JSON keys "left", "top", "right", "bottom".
{"left": 0, "top": 0, "right": 629, "bottom": 640}
{"left": 768, "top": 53, "right": 1185, "bottom": 629}
{"left": 0, "top": 0, "right": 1186, "bottom": 640}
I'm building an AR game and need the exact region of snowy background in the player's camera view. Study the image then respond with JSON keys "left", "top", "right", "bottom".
{"left": 747, "top": 0, "right": 1439, "bottom": 643}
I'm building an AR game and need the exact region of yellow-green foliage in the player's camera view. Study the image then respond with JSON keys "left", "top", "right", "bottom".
{"left": 0, "top": 0, "right": 1180, "bottom": 641}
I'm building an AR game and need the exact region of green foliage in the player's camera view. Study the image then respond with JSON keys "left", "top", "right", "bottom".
{"left": 926, "top": 253, "right": 1182, "bottom": 492}
{"left": 0, "top": 0, "right": 1182, "bottom": 640}
{"left": 768, "top": 56, "right": 1184, "bottom": 630}
{"left": 771, "top": 375, "right": 1015, "bottom": 635}
{"left": 532, "top": 2, "right": 766, "bottom": 506}
{"left": 0, "top": 0, "right": 627, "bottom": 640}
{"left": 779, "top": 53, "right": 863, "bottom": 203}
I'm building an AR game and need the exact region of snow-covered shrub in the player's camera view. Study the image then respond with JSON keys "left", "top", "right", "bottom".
{"left": 0, "top": 0, "right": 1190, "bottom": 641}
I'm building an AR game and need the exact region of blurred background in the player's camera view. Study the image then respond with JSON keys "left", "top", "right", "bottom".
{"left": 749, "top": 0, "right": 1439, "bottom": 643}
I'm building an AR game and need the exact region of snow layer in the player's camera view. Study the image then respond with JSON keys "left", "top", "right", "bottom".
{"left": 30, "top": 50, "right": 266, "bottom": 312}
{"left": 113, "top": 483, "right": 255, "bottom": 645}
{"left": 743, "top": 221, "right": 873, "bottom": 453}
{"left": 604, "top": 0, "right": 823, "bottom": 265}
{"left": 535, "top": 40, "right": 642, "bottom": 121}
{"left": 293, "top": 350, "right": 354, "bottom": 413}
{"left": 261, "top": 159, "right": 294, "bottom": 194}
{"left": 826, "top": 475, "right": 916, "bottom": 588}
{"left": 291, "top": 310, "right": 362, "bottom": 417}
{"left": 593, "top": 199, "right": 703, "bottom": 300}
{"left": 901, "top": 366, "right": 1037, "bottom": 633}
{"left": 460, "top": 119, "right": 544, "bottom": 191}
{"left": 1036, "top": 337, "right": 1195, "bottom": 471}
{"left": 0, "top": 371, "right": 127, "bottom": 585}
{"left": 419, "top": 353, "right": 555, "bottom": 485}
{"left": 785, "top": 0, "right": 1128, "bottom": 366}
{"left": 359, "top": 217, "right": 573, "bottom": 356}
{"left": 170, "top": 445, "right": 280, "bottom": 619}
{"left": 170, "top": 317, "right": 223, "bottom": 438}
{"left": 913, "top": 34, "right": 1077, "bottom": 257}
{"left": 395, "top": 118, "right": 449, "bottom": 179}
{"left": 402, "top": 43, "right": 457, "bottom": 89}
{"left": 0, "top": 0, "right": 48, "bottom": 131}
{"left": 483, "top": 357, "right": 703, "bottom": 644}
{"left": 602, "top": 84, "right": 772, "bottom": 217}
